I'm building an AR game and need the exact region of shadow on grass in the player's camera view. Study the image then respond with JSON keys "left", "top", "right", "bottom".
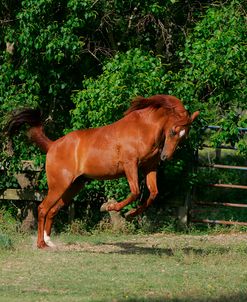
{"left": 113, "top": 292, "right": 247, "bottom": 302}
{"left": 98, "top": 241, "right": 231, "bottom": 256}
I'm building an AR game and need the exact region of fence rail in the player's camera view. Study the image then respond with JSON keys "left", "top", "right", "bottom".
{"left": 193, "top": 201, "right": 247, "bottom": 208}
{"left": 190, "top": 219, "right": 247, "bottom": 227}
{"left": 200, "top": 163, "right": 247, "bottom": 171}
{"left": 206, "top": 125, "right": 247, "bottom": 132}
{"left": 0, "top": 189, "right": 45, "bottom": 202}
{"left": 207, "top": 183, "right": 247, "bottom": 190}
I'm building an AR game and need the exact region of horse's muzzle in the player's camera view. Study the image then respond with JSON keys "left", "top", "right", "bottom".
{"left": 161, "top": 152, "right": 173, "bottom": 161}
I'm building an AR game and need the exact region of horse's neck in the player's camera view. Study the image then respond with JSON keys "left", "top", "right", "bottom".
{"left": 133, "top": 108, "right": 169, "bottom": 143}
{"left": 144, "top": 108, "right": 168, "bottom": 127}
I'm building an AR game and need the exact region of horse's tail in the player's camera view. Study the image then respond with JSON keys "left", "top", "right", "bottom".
{"left": 6, "top": 108, "right": 53, "bottom": 153}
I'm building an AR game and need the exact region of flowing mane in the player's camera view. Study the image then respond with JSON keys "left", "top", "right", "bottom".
{"left": 125, "top": 94, "right": 191, "bottom": 126}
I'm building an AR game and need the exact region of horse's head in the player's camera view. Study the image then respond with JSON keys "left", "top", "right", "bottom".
{"left": 161, "top": 111, "right": 199, "bottom": 161}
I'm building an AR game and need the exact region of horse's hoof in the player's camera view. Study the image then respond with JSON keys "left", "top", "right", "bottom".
{"left": 100, "top": 199, "right": 117, "bottom": 212}
{"left": 37, "top": 241, "right": 50, "bottom": 249}
{"left": 45, "top": 239, "right": 56, "bottom": 248}
{"left": 44, "top": 232, "right": 56, "bottom": 248}
{"left": 124, "top": 209, "right": 136, "bottom": 220}
{"left": 100, "top": 203, "right": 108, "bottom": 212}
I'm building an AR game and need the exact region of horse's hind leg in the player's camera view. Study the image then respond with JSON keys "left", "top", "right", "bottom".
{"left": 44, "top": 178, "right": 86, "bottom": 247}
{"left": 37, "top": 189, "right": 66, "bottom": 248}
{"left": 43, "top": 198, "right": 65, "bottom": 247}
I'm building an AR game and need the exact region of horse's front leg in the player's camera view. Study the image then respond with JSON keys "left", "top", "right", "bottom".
{"left": 101, "top": 161, "right": 140, "bottom": 212}
{"left": 125, "top": 170, "right": 158, "bottom": 218}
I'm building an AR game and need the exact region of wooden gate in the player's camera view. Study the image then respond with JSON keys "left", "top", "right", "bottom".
{"left": 189, "top": 126, "right": 247, "bottom": 226}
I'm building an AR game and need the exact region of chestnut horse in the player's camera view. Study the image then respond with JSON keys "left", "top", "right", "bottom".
{"left": 7, "top": 94, "right": 199, "bottom": 248}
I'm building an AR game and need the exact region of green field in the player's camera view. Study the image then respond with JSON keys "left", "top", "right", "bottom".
{"left": 1, "top": 232, "right": 247, "bottom": 302}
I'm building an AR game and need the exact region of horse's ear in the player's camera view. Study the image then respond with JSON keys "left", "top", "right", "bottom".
{"left": 190, "top": 111, "right": 200, "bottom": 123}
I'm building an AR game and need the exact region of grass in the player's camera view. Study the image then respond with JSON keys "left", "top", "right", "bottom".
{"left": 0, "top": 231, "right": 247, "bottom": 302}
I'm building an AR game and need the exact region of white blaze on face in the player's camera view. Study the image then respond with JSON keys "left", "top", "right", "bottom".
{"left": 44, "top": 231, "right": 56, "bottom": 247}
{"left": 179, "top": 129, "right": 186, "bottom": 138}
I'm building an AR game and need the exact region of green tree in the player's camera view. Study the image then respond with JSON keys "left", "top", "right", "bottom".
{"left": 70, "top": 48, "right": 167, "bottom": 129}
{"left": 1, "top": 0, "right": 246, "bottom": 224}
{"left": 170, "top": 0, "right": 247, "bottom": 152}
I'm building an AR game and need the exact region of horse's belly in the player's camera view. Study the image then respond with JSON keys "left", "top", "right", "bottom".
{"left": 81, "top": 160, "right": 124, "bottom": 180}
{"left": 87, "top": 172, "right": 124, "bottom": 181}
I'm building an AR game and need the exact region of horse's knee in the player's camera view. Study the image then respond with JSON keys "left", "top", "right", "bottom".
{"left": 47, "top": 207, "right": 57, "bottom": 219}
{"left": 38, "top": 204, "right": 52, "bottom": 220}
{"left": 38, "top": 204, "right": 47, "bottom": 219}
{"left": 145, "top": 190, "right": 158, "bottom": 207}
{"left": 150, "top": 189, "right": 158, "bottom": 200}
{"left": 131, "top": 186, "right": 140, "bottom": 198}
{"left": 47, "top": 202, "right": 64, "bottom": 219}
{"left": 133, "top": 192, "right": 140, "bottom": 199}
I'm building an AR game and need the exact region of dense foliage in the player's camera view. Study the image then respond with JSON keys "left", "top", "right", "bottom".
{"left": 172, "top": 0, "right": 247, "bottom": 151}
{"left": 0, "top": 0, "right": 246, "bottom": 223}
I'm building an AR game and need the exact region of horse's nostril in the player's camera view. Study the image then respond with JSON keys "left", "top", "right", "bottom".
{"left": 161, "top": 154, "right": 167, "bottom": 161}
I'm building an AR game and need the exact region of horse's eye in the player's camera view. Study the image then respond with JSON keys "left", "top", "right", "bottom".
{"left": 170, "top": 129, "right": 176, "bottom": 137}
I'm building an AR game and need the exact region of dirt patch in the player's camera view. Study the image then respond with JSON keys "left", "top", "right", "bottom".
{"left": 186, "top": 232, "right": 247, "bottom": 245}
{"left": 43, "top": 232, "right": 247, "bottom": 254}
{"left": 59, "top": 242, "right": 125, "bottom": 253}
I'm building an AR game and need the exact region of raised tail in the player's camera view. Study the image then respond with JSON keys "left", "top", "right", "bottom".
{"left": 6, "top": 108, "right": 53, "bottom": 153}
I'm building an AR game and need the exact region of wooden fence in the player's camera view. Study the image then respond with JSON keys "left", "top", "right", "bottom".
{"left": 0, "top": 160, "right": 76, "bottom": 230}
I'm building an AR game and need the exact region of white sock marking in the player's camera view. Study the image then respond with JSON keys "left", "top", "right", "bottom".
{"left": 44, "top": 231, "right": 56, "bottom": 247}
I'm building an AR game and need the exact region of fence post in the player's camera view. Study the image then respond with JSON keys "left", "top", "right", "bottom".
{"left": 178, "top": 206, "right": 188, "bottom": 227}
